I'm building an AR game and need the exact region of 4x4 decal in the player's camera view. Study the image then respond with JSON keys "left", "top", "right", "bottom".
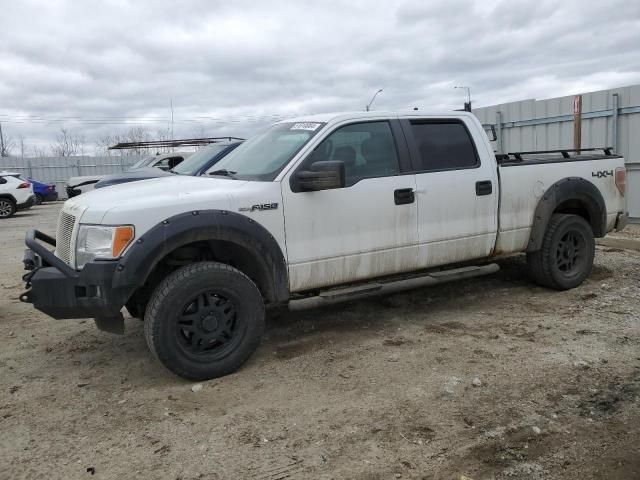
{"left": 592, "top": 170, "right": 613, "bottom": 178}
{"left": 239, "top": 203, "right": 279, "bottom": 212}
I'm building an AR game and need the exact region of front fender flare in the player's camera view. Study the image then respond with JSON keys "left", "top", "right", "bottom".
{"left": 112, "top": 209, "right": 289, "bottom": 304}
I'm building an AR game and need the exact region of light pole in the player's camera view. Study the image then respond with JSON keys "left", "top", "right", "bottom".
{"left": 366, "top": 89, "right": 383, "bottom": 111}
{"left": 454, "top": 86, "right": 471, "bottom": 111}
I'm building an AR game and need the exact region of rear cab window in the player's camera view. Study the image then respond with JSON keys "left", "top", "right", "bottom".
{"left": 402, "top": 119, "right": 479, "bottom": 172}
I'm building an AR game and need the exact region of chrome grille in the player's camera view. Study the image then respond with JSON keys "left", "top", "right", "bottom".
{"left": 55, "top": 210, "right": 76, "bottom": 265}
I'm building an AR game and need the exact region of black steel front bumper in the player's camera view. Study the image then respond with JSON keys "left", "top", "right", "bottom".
{"left": 21, "top": 229, "right": 131, "bottom": 333}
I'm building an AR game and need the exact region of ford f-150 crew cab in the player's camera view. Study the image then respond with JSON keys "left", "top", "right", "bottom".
{"left": 21, "top": 111, "right": 628, "bottom": 380}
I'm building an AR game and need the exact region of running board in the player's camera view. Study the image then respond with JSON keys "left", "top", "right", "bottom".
{"left": 288, "top": 263, "right": 500, "bottom": 311}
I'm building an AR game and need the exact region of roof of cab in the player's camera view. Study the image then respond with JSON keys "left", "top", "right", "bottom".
{"left": 278, "top": 110, "right": 477, "bottom": 125}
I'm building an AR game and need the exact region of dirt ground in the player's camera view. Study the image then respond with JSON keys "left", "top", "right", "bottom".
{"left": 1, "top": 203, "right": 639, "bottom": 480}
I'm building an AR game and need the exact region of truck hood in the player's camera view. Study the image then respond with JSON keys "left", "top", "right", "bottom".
{"left": 66, "top": 175, "right": 248, "bottom": 228}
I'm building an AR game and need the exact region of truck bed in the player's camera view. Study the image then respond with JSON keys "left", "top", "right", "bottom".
{"left": 495, "top": 147, "right": 626, "bottom": 254}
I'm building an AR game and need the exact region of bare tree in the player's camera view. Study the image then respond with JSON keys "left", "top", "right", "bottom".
{"left": 95, "top": 134, "right": 113, "bottom": 156}
{"left": 51, "top": 128, "right": 81, "bottom": 157}
{"left": 155, "top": 127, "right": 173, "bottom": 153}
{"left": 95, "top": 126, "right": 182, "bottom": 157}
{"left": 0, "top": 127, "right": 15, "bottom": 157}
{"left": 122, "top": 126, "right": 151, "bottom": 155}
{"left": 32, "top": 145, "right": 48, "bottom": 159}
{"left": 19, "top": 135, "right": 27, "bottom": 159}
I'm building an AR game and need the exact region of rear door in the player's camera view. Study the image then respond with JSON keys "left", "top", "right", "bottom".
{"left": 282, "top": 119, "right": 418, "bottom": 292}
{"left": 400, "top": 117, "right": 498, "bottom": 268}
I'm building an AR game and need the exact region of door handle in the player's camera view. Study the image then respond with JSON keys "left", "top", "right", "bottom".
{"left": 475, "top": 180, "right": 493, "bottom": 196}
{"left": 394, "top": 188, "right": 415, "bottom": 205}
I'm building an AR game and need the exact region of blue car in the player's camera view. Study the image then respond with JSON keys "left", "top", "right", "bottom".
{"left": 28, "top": 178, "right": 59, "bottom": 204}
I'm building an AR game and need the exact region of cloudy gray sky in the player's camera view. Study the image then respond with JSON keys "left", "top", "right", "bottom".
{"left": 1, "top": 0, "right": 639, "bottom": 154}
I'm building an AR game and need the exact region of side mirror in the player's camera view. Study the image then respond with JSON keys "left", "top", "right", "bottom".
{"left": 296, "top": 161, "right": 345, "bottom": 192}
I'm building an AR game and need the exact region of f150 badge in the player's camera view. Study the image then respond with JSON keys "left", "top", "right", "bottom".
{"left": 592, "top": 170, "right": 613, "bottom": 178}
{"left": 239, "top": 203, "right": 279, "bottom": 212}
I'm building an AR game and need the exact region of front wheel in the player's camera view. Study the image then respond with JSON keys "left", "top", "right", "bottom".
{"left": 144, "top": 261, "right": 265, "bottom": 380}
{"left": 527, "top": 214, "right": 595, "bottom": 290}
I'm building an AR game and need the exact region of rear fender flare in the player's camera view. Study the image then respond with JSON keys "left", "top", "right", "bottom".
{"left": 526, "top": 177, "right": 606, "bottom": 252}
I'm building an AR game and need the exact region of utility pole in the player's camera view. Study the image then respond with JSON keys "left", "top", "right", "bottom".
{"left": 455, "top": 86, "right": 472, "bottom": 112}
{"left": 170, "top": 99, "right": 175, "bottom": 152}
{"left": 573, "top": 95, "right": 582, "bottom": 153}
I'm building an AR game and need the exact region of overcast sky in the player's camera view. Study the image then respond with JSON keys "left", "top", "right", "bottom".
{"left": 1, "top": 0, "right": 639, "bottom": 154}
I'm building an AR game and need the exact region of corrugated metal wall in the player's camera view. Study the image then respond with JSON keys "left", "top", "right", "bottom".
{"left": 473, "top": 84, "right": 640, "bottom": 223}
{"left": 0, "top": 155, "right": 144, "bottom": 197}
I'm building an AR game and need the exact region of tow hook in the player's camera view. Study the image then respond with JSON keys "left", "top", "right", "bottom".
{"left": 19, "top": 290, "right": 32, "bottom": 303}
{"left": 20, "top": 270, "right": 36, "bottom": 303}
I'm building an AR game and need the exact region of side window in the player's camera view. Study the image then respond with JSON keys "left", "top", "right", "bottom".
{"left": 154, "top": 157, "right": 181, "bottom": 170}
{"left": 302, "top": 121, "right": 399, "bottom": 186}
{"left": 154, "top": 158, "right": 170, "bottom": 169}
{"left": 168, "top": 157, "right": 183, "bottom": 169}
{"left": 409, "top": 121, "right": 478, "bottom": 171}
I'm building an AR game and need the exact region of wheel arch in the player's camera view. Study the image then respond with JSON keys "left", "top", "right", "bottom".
{"left": 526, "top": 177, "right": 606, "bottom": 253}
{"left": 113, "top": 210, "right": 289, "bottom": 306}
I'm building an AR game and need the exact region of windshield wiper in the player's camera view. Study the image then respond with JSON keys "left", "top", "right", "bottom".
{"left": 208, "top": 169, "right": 237, "bottom": 178}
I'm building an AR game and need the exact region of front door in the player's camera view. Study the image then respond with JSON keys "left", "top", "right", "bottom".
{"left": 282, "top": 120, "right": 418, "bottom": 292}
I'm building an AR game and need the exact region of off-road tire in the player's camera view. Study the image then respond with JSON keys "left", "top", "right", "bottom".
{"left": 527, "top": 214, "right": 595, "bottom": 290}
{"left": 144, "top": 261, "right": 265, "bottom": 380}
{"left": 0, "top": 198, "right": 17, "bottom": 219}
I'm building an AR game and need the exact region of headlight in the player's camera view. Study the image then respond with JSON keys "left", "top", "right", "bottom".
{"left": 75, "top": 225, "right": 134, "bottom": 269}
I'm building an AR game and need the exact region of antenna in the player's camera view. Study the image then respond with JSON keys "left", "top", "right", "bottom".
{"left": 366, "top": 89, "right": 383, "bottom": 111}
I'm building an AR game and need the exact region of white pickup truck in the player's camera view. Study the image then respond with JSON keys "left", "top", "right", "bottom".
{"left": 21, "top": 111, "right": 628, "bottom": 380}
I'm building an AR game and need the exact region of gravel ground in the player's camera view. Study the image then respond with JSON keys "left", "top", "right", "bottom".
{"left": 1, "top": 203, "right": 639, "bottom": 480}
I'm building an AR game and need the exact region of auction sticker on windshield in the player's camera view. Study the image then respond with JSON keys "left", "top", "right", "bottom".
{"left": 290, "top": 122, "right": 321, "bottom": 131}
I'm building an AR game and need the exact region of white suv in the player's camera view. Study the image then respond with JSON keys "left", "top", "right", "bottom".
{"left": 0, "top": 172, "right": 36, "bottom": 218}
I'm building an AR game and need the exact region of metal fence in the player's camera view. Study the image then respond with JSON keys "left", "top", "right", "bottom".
{"left": 473, "top": 83, "right": 640, "bottom": 223}
{"left": 0, "top": 155, "right": 144, "bottom": 197}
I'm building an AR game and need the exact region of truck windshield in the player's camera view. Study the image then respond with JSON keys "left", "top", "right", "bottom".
{"left": 170, "top": 144, "right": 230, "bottom": 175}
{"left": 210, "top": 122, "right": 325, "bottom": 180}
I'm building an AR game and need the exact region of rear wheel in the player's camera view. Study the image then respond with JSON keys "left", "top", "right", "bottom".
{"left": 144, "top": 261, "right": 265, "bottom": 380}
{"left": 0, "top": 198, "right": 16, "bottom": 218}
{"left": 35, "top": 193, "right": 44, "bottom": 205}
{"left": 527, "top": 214, "right": 595, "bottom": 290}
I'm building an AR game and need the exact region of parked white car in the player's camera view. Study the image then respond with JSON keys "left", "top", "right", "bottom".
{"left": 0, "top": 171, "right": 36, "bottom": 218}
{"left": 22, "top": 111, "right": 628, "bottom": 380}
{"left": 65, "top": 152, "right": 191, "bottom": 197}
